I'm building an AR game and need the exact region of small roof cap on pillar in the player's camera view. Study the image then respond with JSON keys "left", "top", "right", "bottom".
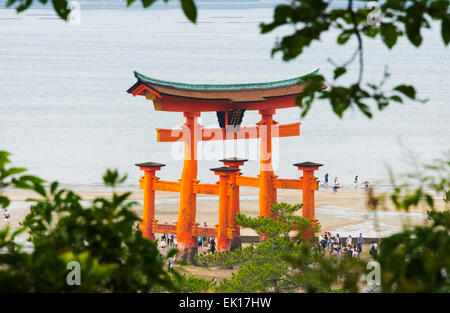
{"left": 210, "top": 166, "right": 241, "bottom": 173}
{"left": 219, "top": 157, "right": 249, "bottom": 163}
{"left": 293, "top": 161, "right": 323, "bottom": 168}
{"left": 135, "top": 162, "right": 166, "bottom": 168}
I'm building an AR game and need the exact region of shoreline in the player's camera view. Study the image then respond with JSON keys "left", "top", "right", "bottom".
{"left": 1, "top": 187, "right": 446, "bottom": 238}
{"left": 1, "top": 182, "right": 436, "bottom": 201}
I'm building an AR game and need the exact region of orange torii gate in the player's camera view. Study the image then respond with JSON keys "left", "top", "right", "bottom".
{"left": 128, "top": 70, "right": 324, "bottom": 262}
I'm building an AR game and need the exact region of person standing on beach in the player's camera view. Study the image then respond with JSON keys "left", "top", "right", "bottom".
{"left": 336, "top": 238, "right": 342, "bottom": 255}
{"left": 4, "top": 209, "right": 10, "bottom": 225}
{"left": 320, "top": 233, "right": 327, "bottom": 252}
{"left": 358, "top": 233, "right": 364, "bottom": 253}
{"left": 346, "top": 235, "right": 352, "bottom": 247}
{"left": 333, "top": 177, "right": 339, "bottom": 193}
{"left": 328, "top": 236, "right": 333, "bottom": 254}
{"left": 369, "top": 242, "right": 378, "bottom": 259}
{"left": 210, "top": 238, "right": 216, "bottom": 254}
{"left": 354, "top": 176, "right": 358, "bottom": 190}
{"left": 364, "top": 181, "right": 369, "bottom": 192}
{"left": 324, "top": 173, "right": 329, "bottom": 187}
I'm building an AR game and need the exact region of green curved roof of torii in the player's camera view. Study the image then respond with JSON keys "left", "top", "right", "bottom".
{"left": 133, "top": 68, "right": 320, "bottom": 92}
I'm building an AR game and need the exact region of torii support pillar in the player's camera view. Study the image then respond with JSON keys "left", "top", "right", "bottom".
{"left": 294, "top": 161, "right": 323, "bottom": 240}
{"left": 135, "top": 162, "right": 165, "bottom": 240}
{"left": 258, "top": 109, "right": 277, "bottom": 219}
{"left": 177, "top": 112, "right": 201, "bottom": 263}
{"left": 211, "top": 166, "right": 240, "bottom": 253}
{"left": 219, "top": 157, "right": 248, "bottom": 251}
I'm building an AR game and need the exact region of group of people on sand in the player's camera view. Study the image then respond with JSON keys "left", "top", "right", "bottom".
{"left": 155, "top": 224, "right": 217, "bottom": 256}
{"left": 197, "top": 235, "right": 216, "bottom": 254}
{"left": 321, "top": 173, "right": 370, "bottom": 193}
{"left": 318, "top": 232, "right": 378, "bottom": 259}
{"left": 160, "top": 233, "right": 178, "bottom": 249}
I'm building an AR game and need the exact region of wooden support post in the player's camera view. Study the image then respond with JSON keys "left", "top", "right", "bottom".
{"left": 135, "top": 162, "right": 165, "bottom": 240}
{"left": 177, "top": 112, "right": 201, "bottom": 263}
{"left": 293, "top": 161, "right": 323, "bottom": 240}
{"left": 219, "top": 157, "right": 248, "bottom": 251}
{"left": 258, "top": 109, "right": 277, "bottom": 219}
{"left": 211, "top": 166, "right": 240, "bottom": 253}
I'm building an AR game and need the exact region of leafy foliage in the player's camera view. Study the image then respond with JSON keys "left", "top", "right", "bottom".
{"left": 6, "top": 0, "right": 197, "bottom": 23}
{"left": 0, "top": 151, "right": 175, "bottom": 292}
{"left": 196, "top": 202, "right": 365, "bottom": 293}
{"left": 287, "top": 156, "right": 449, "bottom": 293}
{"left": 377, "top": 210, "right": 450, "bottom": 292}
{"left": 368, "top": 155, "right": 450, "bottom": 292}
{"left": 260, "top": 0, "right": 447, "bottom": 118}
{"left": 194, "top": 203, "right": 312, "bottom": 292}
{"left": 173, "top": 273, "right": 216, "bottom": 293}
{"left": 286, "top": 242, "right": 364, "bottom": 293}
{"left": 235, "top": 202, "right": 318, "bottom": 239}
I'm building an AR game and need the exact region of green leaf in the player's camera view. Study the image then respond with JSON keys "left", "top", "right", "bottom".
{"left": 102, "top": 169, "right": 127, "bottom": 187}
{"left": 127, "top": 0, "right": 136, "bottom": 7}
{"left": 273, "top": 4, "right": 292, "bottom": 21}
{"left": 333, "top": 67, "right": 346, "bottom": 80}
{"left": 390, "top": 95, "right": 403, "bottom": 103}
{"left": 0, "top": 151, "right": 11, "bottom": 168}
{"left": 50, "top": 181, "right": 59, "bottom": 194}
{"left": 380, "top": 23, "right": 399, "bottom": 49}
{"left": 362, "top": 26, "right": 379, "bottom": 38}
{"left": 442, "top": 16, "right": 450, "bottom": 45}
{"left": 15, "top": 0, "right": 32, "bottom": 13}
{"left": 394, "top": 85, "right": 416, "bottom": 99}
{"left": 356, "top": 101, "right": 373, "bottom": 119}
{"left": 5, "top": 167, "right": 27, "bottom": 177}
{"left": 0, "top": 196, "right": 10, "bottom": 209}
{"left": 337, "top": 30, "right": 352, "bottom": 45}
{"left": 141, "top": 0, "right": 156, "bottom": 8}
{"left": 51, "top": 0, "right": 70, "bottom": 20}
{"left": 181, "top": 0, "right": 197, "bottom": 24}
{"left": 404, "top": 7, "right": 423, "bottom": 47}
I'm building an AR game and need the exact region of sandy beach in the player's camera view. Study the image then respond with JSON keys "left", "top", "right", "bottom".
{"left": 2, "top": 186, "right": 446, "bottom": 238}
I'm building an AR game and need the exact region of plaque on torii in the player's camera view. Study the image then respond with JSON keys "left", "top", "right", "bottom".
{"left": 128, "top": 69, "right": 324, "bottom": 263}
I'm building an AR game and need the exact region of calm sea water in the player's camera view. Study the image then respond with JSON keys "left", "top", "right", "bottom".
{"left": 0, "top": 5, "right": 449, "bottom": 191}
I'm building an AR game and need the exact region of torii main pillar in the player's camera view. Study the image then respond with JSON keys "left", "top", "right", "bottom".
{"left": 177, "top": 112, "right": 200, "bottom": 262}
{"left": 258, "top": 108, "right": 277, "bottom": 219}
